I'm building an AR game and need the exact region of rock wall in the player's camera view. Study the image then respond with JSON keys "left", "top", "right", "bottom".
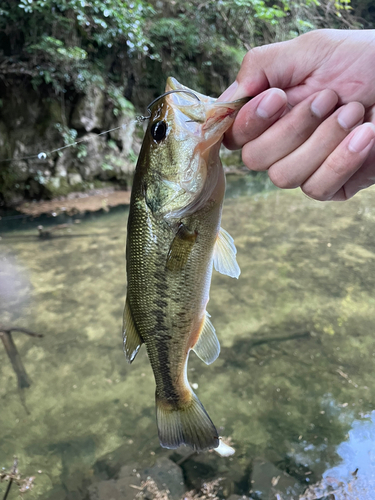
{"left": 0, "top": 80, "right": 140, "bottom": 207}
{"left": 0, "top": 79, "right": 245, "bottom": 208}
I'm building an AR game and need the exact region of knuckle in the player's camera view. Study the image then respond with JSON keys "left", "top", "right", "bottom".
{"left": 325, "top": 152, "right": 350, "bottom": 177}
{"left": 286, "top": 111, "right": 318, "bottom": 141}
{"left": 268, "top": 166, "right": 298, "bottom": 189}
{"left": 301, "top": 183, "right": 330, "bottom": 202}
{"left": 242, "top": 147, "right": 267, "bottom": 171}
{"left": 242, "top": 46, "right": 265, "bottom": 67}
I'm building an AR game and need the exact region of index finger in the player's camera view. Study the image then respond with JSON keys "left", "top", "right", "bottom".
{"left": 223, "top": 88, "right": 288, "bottom": 150}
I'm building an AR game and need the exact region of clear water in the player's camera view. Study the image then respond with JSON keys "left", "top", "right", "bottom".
{"left": 1, "top": 177, "right": 375, "bottom": 499}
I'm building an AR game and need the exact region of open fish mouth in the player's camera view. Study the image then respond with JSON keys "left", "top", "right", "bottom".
{"left": 145, "top": 77, "right": 250, "bottom": 144}
{"left": 141, "top": 77, "right": 250, "bottom": 220}
{"left": 164, "top": 77, "right": 250, "bottom": 142}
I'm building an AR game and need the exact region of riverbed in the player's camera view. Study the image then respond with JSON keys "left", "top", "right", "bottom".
{"left": 1, "top": 177, "right": 375, "bottom": 499}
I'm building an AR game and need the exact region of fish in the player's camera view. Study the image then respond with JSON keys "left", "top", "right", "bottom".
{"left": 123, "top": 77, "right": 248, "bottom": 451}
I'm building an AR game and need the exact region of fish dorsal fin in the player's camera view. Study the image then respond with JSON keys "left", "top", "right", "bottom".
{"left": 213, "top": 227, "right": 240, "bottom": 279}
{"left": 166, "top": 223, "right": 197, "bottom": 271}
{"left": 123, "top": 298, "right": 143, "bottom": 363}
{"left": 192, "top": 312, "right": 220, "bottom": 365}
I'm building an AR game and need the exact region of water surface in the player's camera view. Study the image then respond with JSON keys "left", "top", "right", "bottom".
{"left": 1, "top": 179, "right": 375, "bottom": 499}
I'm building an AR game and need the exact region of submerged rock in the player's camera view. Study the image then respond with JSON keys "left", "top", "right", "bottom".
{"left": 88, "top": 458, "right": 185, "bottom": 500}
{"left": 142, "top": 457, "right": 185, "bottom": 500}
{"left": 250, "top": 459, "right": 304, "bottom": 500}
{"left": 88, "top": 465, "right": 142, "bottom": 500}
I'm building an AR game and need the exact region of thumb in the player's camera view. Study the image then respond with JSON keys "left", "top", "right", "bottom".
{"left": 220, "top": 33, "right": 320, "bottom": 101}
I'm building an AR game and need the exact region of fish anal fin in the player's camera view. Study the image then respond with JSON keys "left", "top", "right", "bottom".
{"left": 156, "top": 391, "right": 219, "bottom": 451}
{"left": 123, "top": 298, "right": 143, "bottom": 363}
{"left": 166, "top": 223, "right": 197, "bottom": 271}
{"left": 192, "top": 312, "right": 220, "bottom": 365}
{"left": 213, "top": 227, "right": 240, "bottom": 279}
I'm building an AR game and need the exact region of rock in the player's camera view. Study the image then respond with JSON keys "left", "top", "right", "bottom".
{"left": 108, "top": 112, "right": 136, "bottom": 157}
{"left": 87, "top": 460, "right": 185, "bottom": 500}
{"left": 49, "top": 177, "right": 61, "bottom": 190}
{"left": 45, "top": 485, "right": 67, "bottom": 500}
{"left": 0, "top": 80, "right": 139, "bottom": 206}
{"left": 74, "top": 133, "right": 107, "bottom": 180}
{"left": 0, "top": 120, "right": 10, "bottom": 158}
{"left": 55, "top": 160, "right": 68, "bottom": 178}
{"left": 80, "top": 133, "right": 111, "bottom": 180}
{"left": 68, "top": 173, "right": 83, "bottom": 186}
{"left": 116, "top": 466, "right": 144, "bottom": 498}
{"left": 88, "top": 479, "right": 124, "bottom": 500}
{"left": 176, "top": 449, "right": 244, "bottom": 495}
{"left": 142, "top": 457, "right": 185, "bottom": 500}
{"left": 250, "top": 459, "right": 304, "bottom": 500}
{"left": 88, "top": 466, "right": 142, "bottom": 500}
{"left": 11, "top": 141, "right": 30, "bottom": 182}
{"left": 71, "top": 86, "right": 105, "bottom": 132}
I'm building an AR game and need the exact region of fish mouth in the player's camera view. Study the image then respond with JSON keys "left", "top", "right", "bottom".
{"left": 165, "top": 77, "right": 249, "bottom": 139}
{"left": 144, "top": 78, "right": 249, "bottom": 221}
{"left": 156, "top": 78, "right": 249, "bottom": 220}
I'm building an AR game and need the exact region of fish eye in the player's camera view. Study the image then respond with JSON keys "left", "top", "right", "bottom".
{"left": 151, "top": 120, "right": 168, "bottom": 142}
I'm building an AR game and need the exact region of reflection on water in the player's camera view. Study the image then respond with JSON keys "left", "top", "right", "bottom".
{"left": 301, "top": 411, "right": 375, "bottom": 499}
{"left": 1, "top": 177, "right": 375, "bottom": 499}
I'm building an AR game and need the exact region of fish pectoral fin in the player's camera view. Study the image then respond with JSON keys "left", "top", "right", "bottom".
{"left": 166, "top": 223, "right": 197, "bottom": 271}
{"left": 192, "top": 312, "right": 220, "bottom": 365}
{"left": 123, "top": 298, "right": 143, "bottom": 363}
{"left": 213, "top": 227, "right": 241, "bottom": 279}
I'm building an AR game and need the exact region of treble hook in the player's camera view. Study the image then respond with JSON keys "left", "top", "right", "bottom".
{"left": 137, "top": 89, "right": 201, "bottom": 122}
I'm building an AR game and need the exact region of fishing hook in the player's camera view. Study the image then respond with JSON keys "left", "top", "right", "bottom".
{"left": 137, "top": 89, "right": 201, "bottom": 122}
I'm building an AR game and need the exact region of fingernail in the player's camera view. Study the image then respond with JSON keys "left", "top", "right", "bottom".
{"left": 256, "top": 88, "right": 286, "bottom": 119}
{"left": 219, "top": 81, "right": 239, "bottom": 101}
{"left": 348, "top": 123, "right": 375, "bottom": 153}
{"left": 337, "top": 102, "right": 365, "bottom": 130}
{"left": 310, "top": 89, "right": 338, "bottom": 118}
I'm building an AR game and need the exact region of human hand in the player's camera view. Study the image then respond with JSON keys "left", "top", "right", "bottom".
{"left": 220, "top": 29, "right": 375, "bottom": 201}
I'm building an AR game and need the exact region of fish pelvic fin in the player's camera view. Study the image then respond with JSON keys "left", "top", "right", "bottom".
{"left": 156, "top": 391, "right": 219, "bottom": 451}
{"left": 123, "top": 297, "right": 143, "bottom": 363}
{"left": 213, "top": 227, "right": 241, "bottom": 279}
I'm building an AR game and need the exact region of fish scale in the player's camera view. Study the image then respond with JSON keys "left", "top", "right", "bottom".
{"left": 123, "top": 77, "right": 248, "bottom": 451}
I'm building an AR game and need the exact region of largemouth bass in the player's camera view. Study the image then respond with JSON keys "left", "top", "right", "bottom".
{"left": 124, "top": 77, "right": 248, "bottom": 451}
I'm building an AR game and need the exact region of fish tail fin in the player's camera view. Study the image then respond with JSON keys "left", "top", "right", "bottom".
{"left": 156, "top": 391, "right": 219, "bottom": 451}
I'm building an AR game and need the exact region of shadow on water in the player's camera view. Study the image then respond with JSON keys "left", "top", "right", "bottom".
{"left": 1, "top": 174, "right": 375, "bottom": 499}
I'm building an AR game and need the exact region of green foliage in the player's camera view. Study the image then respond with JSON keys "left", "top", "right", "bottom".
{"left": 55, "top": 123, "right": 78, "bottom": 146}
{"left": 230, "top": 0, "right": 287, "bottom": 24}
{"left": 14, "top": 0, "right": 153, "bottom": 51}
{"left": 30, "top": 37, "right": 88, "bottom": 62}
{"left": 0, "top": 0, "right": 153, "bottom": 95}
{"left": 0, "top": 0, "right": 364, "bottom": 110}
{"left": 107, "top": 85, "right": 135, "bottom": 117}
{"left": 149, "top": 17, "right": 201, "bottom": 63}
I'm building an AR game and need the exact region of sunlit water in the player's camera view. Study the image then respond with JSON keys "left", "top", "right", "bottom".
{"left": 1, "top": 176, "right": 375, "bottom": 499}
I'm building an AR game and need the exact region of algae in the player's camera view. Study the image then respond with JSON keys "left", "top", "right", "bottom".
{"left": 1, "top": 183, "right": 375, "bottom": 498}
